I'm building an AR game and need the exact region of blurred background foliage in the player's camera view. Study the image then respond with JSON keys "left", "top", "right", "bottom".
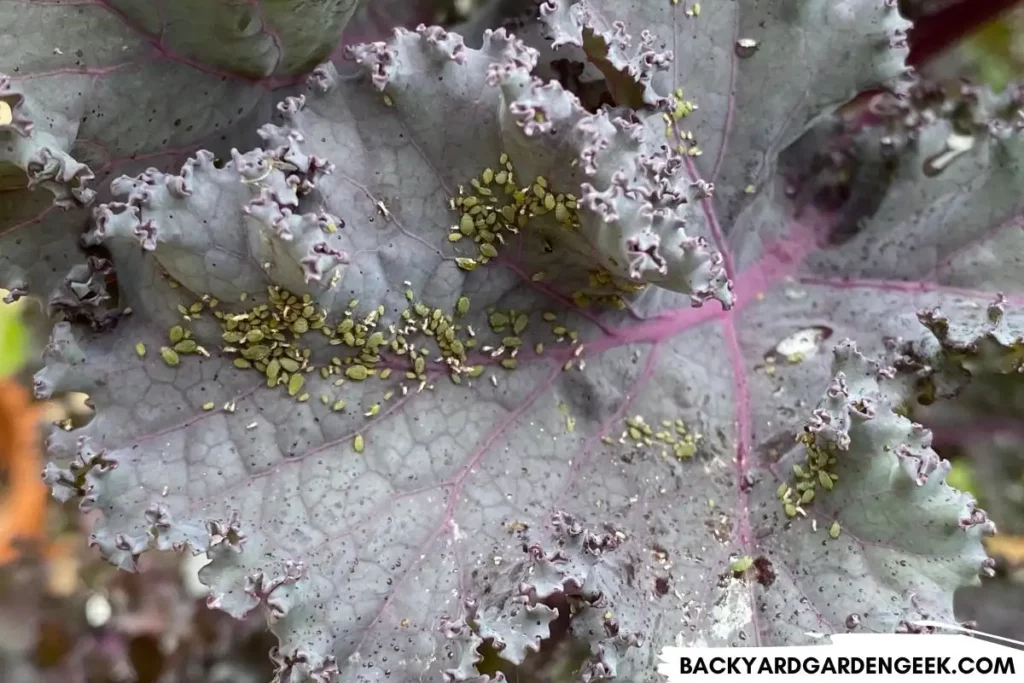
{"left": 2, "top": 1, "right": 1024, "bottom": 681}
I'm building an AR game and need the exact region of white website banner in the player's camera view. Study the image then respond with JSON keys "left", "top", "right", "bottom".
{"left": 658, "top": 627, "right": 1023, "bottom": 682}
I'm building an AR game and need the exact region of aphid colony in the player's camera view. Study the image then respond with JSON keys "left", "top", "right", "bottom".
{"left": 143, "top": 276, "right": 591, "bottom": 452}
{"left": 663, "top": 87, "right": 702, "bottom": 157}
{"left": 453, "top": 155, "right": 646, "bottom": 310}
{"left": 600, "top": 414, "right": 704, "bottom": 461}
{"left": 449, "top": 153, "right": 580, "bottom": 272}
{"left": 777, "top": 431, "right": 843, "bottom": 540}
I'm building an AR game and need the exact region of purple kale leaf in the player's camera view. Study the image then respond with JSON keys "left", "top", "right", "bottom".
{"left": 0, "top": 0, "right": 361, "bottom": 307}
{"left": 5, "top": 1, "right": 1020, "bottom": 681}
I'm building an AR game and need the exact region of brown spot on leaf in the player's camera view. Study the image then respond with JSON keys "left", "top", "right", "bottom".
{"left": 753, "top": 556, "right": 775, "bottom": 588}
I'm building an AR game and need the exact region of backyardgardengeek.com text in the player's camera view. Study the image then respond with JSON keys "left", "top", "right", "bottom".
{"left": 676, "top": 655, "right": 1016, "bottom": 676}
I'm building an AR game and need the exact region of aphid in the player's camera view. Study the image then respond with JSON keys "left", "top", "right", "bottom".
{"left": 174, "top": 339, "right": 197, "bottom": 354}
{"left": 288, "top": 373, "right": 305, "bottom": 396}
{"left": 346, "top": 365, "right": 369, "bottom": 380}
{"left": 160, "top": 347, "right": 180, "bottom": 367}
{"left": 135, "top": 343, "right": 146, "bottom": 357}
{"left": 365, "top": 403, "right": 381, "bottom": 417}
{"left": 829, "top": 521, "right": 841, "bottom": 539}
{"left": 353, "top": 434, "right": 365, "bottom": 453}
{"left": 202, "top": 402, "right": 215, "bottom": 411}
{"left": 731, "top": 556, "right": 753, "bottom": 573}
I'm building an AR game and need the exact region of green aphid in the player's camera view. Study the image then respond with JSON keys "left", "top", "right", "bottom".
{"left": 202, "top": 401, "right": 215, "bottom": 411}
{"left": 169, "top": 326, "right": 185, "bottom": 343}
{"left": 479, "top": 243, "right": 498, "bottom": 258}
{"left": 292, "top": 318, "right": 309, "bottom": 334}
{"left": 414, "top": 356, "right": 426, "bottom": 376}
{"left": 783, "top": 503, "right": 797, "bottom": 518}
{"left": 513, "top": 314, "right": 528, "bottom": 335}
{"left": 828, "top": 521, "right": 841, "bottom": 539}
{"left": 297, "top": 393, "right": 310, "bottom": 402}
{"left": 242, "top": 345, "right": 270, "bottom": 361}
{"left": 629, "top": 427, "right": 642, "bottom": 441}
{"left": 222, "top": 331, "right": 244, "bottom": 343}
{"left": 800, "top": 489, "right": 815, "bottom": 504}
{"left": 818, "top": 470, "right": 834, "bottom": 491}
{"left": 380, "top": 368, "right": 392, "bottom": 380}
{"left": 468, "top": 365, "right": 485, "bottom": 377}
{"left": 489, "top": 312, "right": 509, "bottom": 329}
{"left": 501, "top": 358, "right": 518, "bottom": 370}
{"left": 776, "top": 483, "right": 789, "bottom": 499}
{"left": 456, "top": 296, "right": 470, "bottom": 316}
{"left": 542, "top": 312, "right": 557, "bottom": 322}
{"left": 234, "top": 358, "right": 252, "bottom": 370}
{"left": 135, "top": 343, "right": 146, "bottom": 357}
{"left": 346, "top": 365, "right": 369, "bottom": 380}
{"left": 353, "top": 434, "right": 365, "bottom": 453}
{"left": 287, "top": 373, "right": 305, "bottom": 397}
{"left": 160, "top": 346, "right": 180, "bottom": 367}
{"left": 279, "top": 358, "right": 300, "bottom": 373}
{"left": 174, "top": 339, "right": 197, "bottom": 354}
{"left": 332, "top": 399, "right": 346, "bottom": 411}
{"left": 366, "top": 403, "right": 381, "bottom": 417}
{"left": 367, "top": 331, "right": 385, "bottom": 348}
{"left": 731, "top": 556, "right": 753, "bottom": 573}
{"left": 266, "top": 359, "right": 281, "bottom": 383}
{"left": 502, "top": 336, "right": 522, "bottom": 348}
{"left": 456, "top": 258, "right": 478, "bottom": 271}
{"left": 459, "top": 213, "right": 476, "bottom": 235}
{"left": 793, "top": 463, "right": 806, "bottom": 478}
